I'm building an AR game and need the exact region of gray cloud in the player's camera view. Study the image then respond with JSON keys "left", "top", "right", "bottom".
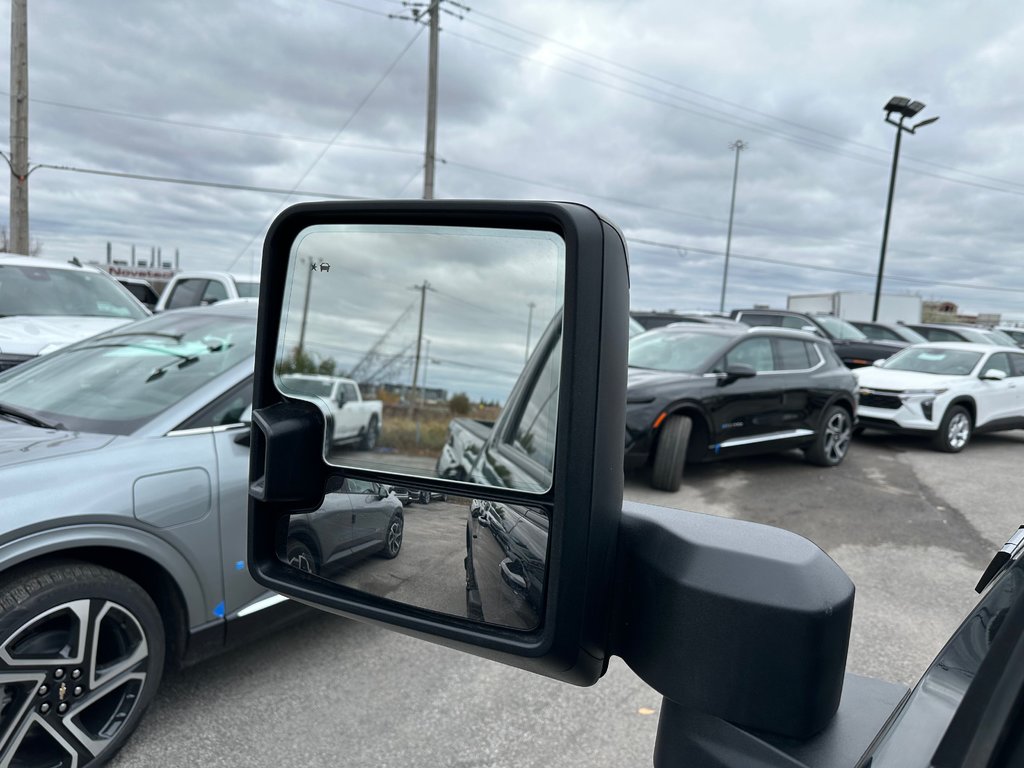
{"left": 2, "top": 0, "right": 1023, "bottom": 324}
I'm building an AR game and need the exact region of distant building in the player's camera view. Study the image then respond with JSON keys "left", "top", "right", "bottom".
{"left": 921, "top": 301, "right": 1001, "bottom": 326}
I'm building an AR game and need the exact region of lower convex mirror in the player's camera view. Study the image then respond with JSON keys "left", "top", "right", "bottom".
{"left": 279, "top": 480, "right": 548, "bottom": 631}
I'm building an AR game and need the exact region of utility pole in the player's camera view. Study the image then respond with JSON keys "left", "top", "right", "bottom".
{"left": 9, "top": 0, "right": 29, "bottom": 255}
{"left": 297, "top": 258, "right": 314, "bottom": 358}
{"left": 718, "top": 139, "right": 747, "bottom": 313}
{"left": 410, "top": 281, "right": 430, "bottom": 403}
{"left": 411, "top": 281, "right": 431, "bottom": 445}
{"left": 525, "top": 302, "right": 536, "bottom": 363}
{"left": 422, "top": 0, "right": 440, "bottom": 200}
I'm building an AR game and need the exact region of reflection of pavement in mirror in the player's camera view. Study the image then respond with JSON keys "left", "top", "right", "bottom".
{"left": 328, "top": 499, "right": 469, "bottom": 618}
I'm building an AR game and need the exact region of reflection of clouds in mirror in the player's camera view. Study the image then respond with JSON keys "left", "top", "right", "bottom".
{"left": 277, "top": 225, "right": 564, "bottom": 404}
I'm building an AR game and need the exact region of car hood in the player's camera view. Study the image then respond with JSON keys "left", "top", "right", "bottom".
{"left": 0, "top": 315, "right": 132, "bottom": 356}
{"left": 0, "top": 422, "right": 116, "bottom": 470}
{"left": 854, "top": 367, "right": 967, "bottom": 391}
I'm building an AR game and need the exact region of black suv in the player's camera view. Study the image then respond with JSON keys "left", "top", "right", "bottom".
{"left": 731, "top": 308, "right": 906, "bottom": 367}
{"left": 626, "top": 323, "right": 857, "bottom": 491}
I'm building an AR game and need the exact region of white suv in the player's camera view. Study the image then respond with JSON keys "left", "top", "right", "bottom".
{"left": 854, "top": 342, "right": 1024, "bottom": 452}
{"left": 0, "top": 254, "right": 150, "bottom": 371}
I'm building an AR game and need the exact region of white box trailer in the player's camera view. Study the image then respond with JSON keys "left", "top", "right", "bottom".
{"left": 786, "top": 292, "right": 920, "bottom": 323}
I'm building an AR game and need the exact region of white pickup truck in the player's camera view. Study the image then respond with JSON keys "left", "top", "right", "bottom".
{"left": 278, "top": 374, "right": 383, "bottom": 450}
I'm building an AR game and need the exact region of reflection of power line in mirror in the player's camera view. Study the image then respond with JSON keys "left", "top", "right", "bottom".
{"left": 346, "top": 302, "right": 416, "bottom": 380}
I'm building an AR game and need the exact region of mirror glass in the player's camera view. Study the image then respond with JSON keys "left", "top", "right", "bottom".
{"left": 274, "top": 224, "right": 565, "bottom": 494}
{"left": 279, "top": 481, "right": 548, "bottom": 630}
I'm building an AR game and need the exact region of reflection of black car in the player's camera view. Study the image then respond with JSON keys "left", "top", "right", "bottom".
{"left": 465, "top": 499, "right": 548, "bottom": 630}
{"left": 285, "top": 478, "right": 404, "bottom": 575}
{"left": 626, "top": 324, "right": 858, "bottom": 491}
{"left": 731, "top": 308, "right": 905, "bottom": 367}
{"left": 848, "top": 320, "right": 928, "bottom": 345}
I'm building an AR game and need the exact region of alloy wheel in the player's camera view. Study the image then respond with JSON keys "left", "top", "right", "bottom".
{"left": 823, "top": 410, "right": 852, "bottom": 464}
{"left": 947, "top": 411, "right": 971, "bottom": 450}
{"left": 0, "top": 599, "right": 150, "bottom": 767}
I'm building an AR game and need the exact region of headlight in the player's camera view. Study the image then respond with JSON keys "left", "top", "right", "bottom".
{"left": 899, "top": 388, "right": 948, "bottom": 398}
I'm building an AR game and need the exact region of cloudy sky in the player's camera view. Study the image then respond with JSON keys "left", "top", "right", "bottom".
{"left": 4, "top": 0, "right": 1024, "bottom": 324}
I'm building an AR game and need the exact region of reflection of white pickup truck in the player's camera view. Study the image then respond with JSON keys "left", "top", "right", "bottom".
{"left": 279, "top": 374, "right": 383, "bottom": 450}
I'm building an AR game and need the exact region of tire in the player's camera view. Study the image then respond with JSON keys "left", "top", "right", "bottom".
{"left": 932, "top": 405, "right": 972, "bottom": 453}
{"left": 0, "top": 561, "right": 165, "bottom": 767}
{"left": 286, "top": 539, "right": 320, "bottom": 576}
{"left": 651, "top": 414, "right": 692, "bottom": 492}
{"left": 379, "top": 513, "right": 404, "bottom": 559}
{"left": 358, "top": 416, "right": 379, "bottom": 451}
{"left": 806, "top": 405, "right": 853, "bottom": 467}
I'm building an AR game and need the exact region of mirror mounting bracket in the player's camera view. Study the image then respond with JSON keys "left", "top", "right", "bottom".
{"left": 611, "top": 501, "right": 855, "bottom": 741}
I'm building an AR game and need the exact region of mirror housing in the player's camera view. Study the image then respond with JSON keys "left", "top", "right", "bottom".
{"left": 719, "top": 363, "right": 757, "bottom": 386}
{"left": 981, "top": 369, "right": 1008, "bottom": 381}
{"left": 248, "top": 200, "right": 629, "bottom": 686}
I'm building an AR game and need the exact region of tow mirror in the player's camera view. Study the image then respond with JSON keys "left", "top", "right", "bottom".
{"left": 248, "top": 200, "right": 629, "bottom": 685}
{"left": 248, "top": 200, "right": 854, "bottom": 746}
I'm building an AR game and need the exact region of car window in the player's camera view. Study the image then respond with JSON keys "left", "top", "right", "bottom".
{"left": 507, "top": 333, "right": 561, "bottom": 475}
{"left": 346, "top": 478, "right": 376, "bottom": 495}
{"left": 773, "top": 338, "right": 815, "bottom": 370}
{"left": 859, "top": 324, "right": 901, "bottom": 342}
{"left": 166, "top": 278, "right": 209, "bottom": 309}
{"left": 235, "top": 281, "right": 260, "bottom": 298}
{"left": 201, "top": 280, "right": 229, "bottom": 305}
{"left": 342, "top": 382, "right": 359, "bottom": 401}
{"left": 1011, "top": 353, "right": 1024, "bottom": 377}
{"left": 814, "top": 316, "right": 867, "bottom": 340}
{"left": 918, "top": 327, "right": 961, "bottom": 342}
{"left": 981, "top": 353, "right": 1012, "bottom": 377}
{"left": 738, "top": 313, "right": 784, "bottom": 327}
{"left": 177, "top": 376, "right": 253, "bottom": 430}
{"left": 723, "top": 337, "right": 774, "bottom": 372}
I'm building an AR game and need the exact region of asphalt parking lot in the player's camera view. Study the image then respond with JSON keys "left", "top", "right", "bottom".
{"left": 110, "top": 431, "right": 1021, "bottom": 767}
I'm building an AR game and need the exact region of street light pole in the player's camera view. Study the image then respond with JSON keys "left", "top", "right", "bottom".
{"left": 872, "top": 97, "right": 939, "bottom": 321}
{"left": 719, "top": 139, "right": 746, "bottom": 313}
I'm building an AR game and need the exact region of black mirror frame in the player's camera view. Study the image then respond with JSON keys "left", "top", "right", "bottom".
{"left": 247, "top": 200, "right": 629, "bottom": 687}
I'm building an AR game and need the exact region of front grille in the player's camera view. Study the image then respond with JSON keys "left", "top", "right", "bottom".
{"left": 0, "top": 354, "right": 34, "bottom": 373}
{"left": 860, "top": 391, "right": 902, "bottom": 409}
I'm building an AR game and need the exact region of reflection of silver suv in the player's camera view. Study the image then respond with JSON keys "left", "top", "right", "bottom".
{"left": 0, "top": 300, "right": 302, "bottom": 765}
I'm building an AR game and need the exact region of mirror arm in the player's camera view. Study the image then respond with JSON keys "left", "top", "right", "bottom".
{"left": 609, "top": 501, "right": 855, "bottom": 741}
{"left": 250, "top": 400, "right": 329, "bottom": 508}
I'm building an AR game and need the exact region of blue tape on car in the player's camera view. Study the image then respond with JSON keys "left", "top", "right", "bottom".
{"left": 235, "top": 560, "right": 245, "bottom": 570}
{"left": 213, "top": 602, "right": 225, "bottom": 618}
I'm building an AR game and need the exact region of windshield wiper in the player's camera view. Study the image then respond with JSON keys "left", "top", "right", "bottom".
{"left": 145, "top": 355, "right": 201, "bottom": 383}
{"left": 101, "top": 331, "right": 184, "bottom": 342}
{"left": 0, "top": 403, "right": 64, "bottom": 430}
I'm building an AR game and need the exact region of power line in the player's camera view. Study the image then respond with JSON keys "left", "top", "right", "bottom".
{"left": 628, "top": 236, "right": 1024, "bottom": 294}
{"left": 226, "top": 25, "right": 427, "bottom": 271}
{"left": 36, "top": 163, "right": 365, "bottom": 199}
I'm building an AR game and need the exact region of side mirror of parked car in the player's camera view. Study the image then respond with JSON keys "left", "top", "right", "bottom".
{"left": 872, "top": 358, "right": 886, "bottom": 367}
{"left": 719, "top": 362, "right": 757, "bottom": 385}
{"left": 247, "top": 200, "right": 856, "bottom": 756}
{"left": 981, "top": 369, "right": 1008, "bottom": 381}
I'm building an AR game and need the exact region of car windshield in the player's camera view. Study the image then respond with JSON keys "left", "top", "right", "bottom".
{"left": 881, "top": 347, "right": 982, "bottom": 375}
{"left": 980, "top": 328, "right": 1017, "bottom": 346}
{"left": 0, "top": 264, "right": 149, "bottom": 319}
{"left": 814, "top": 315, "right": 868, "bottom": 340}
{"left": 235, "top": 281, "right": 260, "bottom": 298}
{"left": 0, "top": 310, "right": 255, "bottom": 434}
{"left": 896, "top": 326, "right": 928, "bottom": 344}
{"left": 279, "top": 375, "right": 334, "bottom": 397}
{"left": 628, "top": 330, "right": 729, "bottom": 373}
